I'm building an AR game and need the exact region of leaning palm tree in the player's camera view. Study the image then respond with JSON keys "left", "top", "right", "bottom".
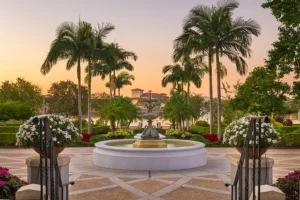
{"left": 106, "top": 71, "right": 135, "bottom": 96}
{"left": 41, "top": 20, "right": 93, "bottom": 134}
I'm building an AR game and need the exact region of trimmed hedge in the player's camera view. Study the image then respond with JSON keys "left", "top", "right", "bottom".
{"left": 133, "top": 127, "right": 144, "bottom": 134}
{"left": 277, "top": 133, "right": 300, "bottom": 147}
{"left": 90, "top": 135, "right": 108, "bottom": 145}
{"left": 188, "top": 125, "right": 225, "bottom": 135}
{"left": 195, "top": 120, "right": 209, "bottom": 127}
{"left": 82, "top": 126, "right": 111, "bottom": 134}
{"left": 67, "top": 140, "right": 93, "bottom": 147}
{"left": 0, "top": 126, "right": 19, "bottom": 133}
{"left": 0, "top": 133, "right": 16, "bottom": 146}
{"left": 190, "top": 134, "right": 211, "bottom": 146}
{"left": 275, "top": 126, "right": 300, "bottom": 134}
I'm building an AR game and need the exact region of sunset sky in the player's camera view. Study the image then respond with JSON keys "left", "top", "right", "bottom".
{"left": 0, "top": 0, "right": 284, "bottom": 97}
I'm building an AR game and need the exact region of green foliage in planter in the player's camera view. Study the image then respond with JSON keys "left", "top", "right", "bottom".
{"left": 165, "top": 129, "right": 192, "bottom": 139}
{"left": 276, "top": 133, "right": 300, "bottom": 147}
{"left": 188, "top": 125, "right": 225, "bottom": 135}
{"left": 82, "top": 125, "right": 111, "bottom": 134}
{"left": 0, "top": 133, "right": 16, "bottom": 146}
{"left": 133, "top": 127, "right": 144, "bottom": 135}
{"left": 195, "top": 120, "right": 209, "bottom": 127}
{"left": 165, "top": 135, "right": 176, "bottom": 139}
{"left": 90, "top": 135, "right": 108, "bottom": 145}
{"left": 190, "top": 134, "right": 211, "bottom": 146}
{"left": 106, "top": 129, "right": 132, "bottom": 139}
{"left": 125, "top": 135, "right": 135, "bottom": 139}
{"left": 206, "top": 140, "right": 231, "bottom": 147}
{"left": 0, "top": 126, "right": 19, "bottom": 133}
{"left": 276, "top": 126, "right": 300, "bottom": 134}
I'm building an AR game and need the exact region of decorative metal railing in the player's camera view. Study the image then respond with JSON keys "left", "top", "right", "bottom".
{"left": 225, "top": 116, "right": 270, "bottom": 200}
{"left": 32, "top": 115, "right": 74, "bottom": 200}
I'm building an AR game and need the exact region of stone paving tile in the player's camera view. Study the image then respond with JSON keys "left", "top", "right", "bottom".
{"left": 186, "top": 179, "right": 228, "bottom": 191}
{"left": 266, "top": 154, "right": 300, "bottom": 159}
{"left": 131, "top": 180, "right": 170, "bottom": 193}
{"left": 161, "top": 177, "right": 181, "bottom": 182}
{"left": 277, "top": 159, "right": 300, "bottom": 164}
{"left": 71, "top": 178, "right": 113, "bottom": 191}
{"left": 119, "top": 177, "right": 141, "bottom": 182}
{"left": 162, "top": 187, "right": 230, "bottom": 200}
{"left": 0, "top": 158, "right": 24, "bottom": 163}
{"left": 79, "top": 174, "right": 102, "bottom": 179}
{"left": 0, "top": 154, "right": 34, "bottom": 158}
{"left": 198, "top": 174, "right": 220, "bottom": 179}
{"left": 273, "top": 170, "right": 290, "bottom": 175}
{"left": 70, "top": 186, "right": 139, "bottom": 200}
{"left": 274, "top": 163, "right": 300, "bottom": 167}
{"left": 9, "top": 169, "right": 27, "bottom": 175}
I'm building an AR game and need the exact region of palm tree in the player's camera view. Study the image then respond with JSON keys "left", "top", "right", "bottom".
{"left": 174, "top": 0, "right": 261, "bottom": 138}
{"left": 161, "top": 64, "right": 185, "bottom": 94}
{"left": 86, "top": 23, "right": 115, "bottom": 134}
{"left": 106, "top": 72, "right": 135, "bottom": 96}
{"left": 41, "top": 21, "right": 93, "bottom": 134}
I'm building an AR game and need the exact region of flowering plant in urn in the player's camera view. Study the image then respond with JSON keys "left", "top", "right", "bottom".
{"left": 16, "top": 114, "right": 81, "bottom": 148}
{"left": 223, "top": 116, "right": 280, "bottom": 147}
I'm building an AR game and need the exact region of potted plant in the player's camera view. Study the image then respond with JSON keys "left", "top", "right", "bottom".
{"left": 0, "top": 167, "right": 27, "bottom": 199}
{"left": 223, "top": 116, "right": 280, "bottom": 158}
{"left": 16, "top": 114, "right": 81, "bottom": 157}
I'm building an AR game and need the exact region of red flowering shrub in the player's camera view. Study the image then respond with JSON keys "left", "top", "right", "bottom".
{"left": 274, "top": 170, "right": 300, "bottom": 200}
{"left": 0, "top": 167, "right": 27, "bottom": 199}
{"left": 283, "top": 119, "right": 293, "bottom": 126}
{"left": 81, "top": 133, "right": 96, "bottom": 142}
{"left": 202, "top": 134, "right": 219, "bottom": 142}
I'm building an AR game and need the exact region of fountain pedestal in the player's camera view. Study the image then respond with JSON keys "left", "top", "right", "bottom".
{"left": 133, "top": 140, "right": 167, "bottom": 148}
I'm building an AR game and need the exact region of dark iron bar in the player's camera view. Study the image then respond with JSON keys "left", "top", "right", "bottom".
{"left": 33, "top": 116, "right": 75, "bottom": 200}
{"left": 225, "top": 116, "right": 269, "bottom": 200}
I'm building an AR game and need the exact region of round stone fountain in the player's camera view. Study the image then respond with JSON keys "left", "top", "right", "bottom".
{"left": 93, "top": 90, "right": 207, "bottom": 170}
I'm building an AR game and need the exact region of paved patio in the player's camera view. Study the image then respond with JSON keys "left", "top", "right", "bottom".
{"left": 0, "top": 147, "right": 299, "bottom": 200}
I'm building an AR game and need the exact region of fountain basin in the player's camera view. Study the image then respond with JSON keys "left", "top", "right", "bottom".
{"left": 93, "top": 139, "right": 207, "bottom": 171}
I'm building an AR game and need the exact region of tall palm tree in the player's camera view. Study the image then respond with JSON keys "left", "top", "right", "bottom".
{"left": 41, "top": 21, "right": 93, "bottom": 134}
{"left": 161, "top": 64, "right": 185, "bottom": 94}
{"left": 174, "top": 0, "right": 260, "bottom": 138}
{"left": 106, "top": 71, "right": 135, "bottom": 96}
{"left": 86, "top": 23, "right": 115, "bottom": 134}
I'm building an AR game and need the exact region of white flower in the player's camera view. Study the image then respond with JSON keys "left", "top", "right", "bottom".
{"left": 53, "top": 137, "right": 57, "bottom": 142}
{"left": 272, "top": 140, "right": 277, "bottom": 144}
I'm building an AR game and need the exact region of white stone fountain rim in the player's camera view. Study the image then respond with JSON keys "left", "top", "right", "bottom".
{"left": 94, "top": 139, "right": 205, "bottom": 152}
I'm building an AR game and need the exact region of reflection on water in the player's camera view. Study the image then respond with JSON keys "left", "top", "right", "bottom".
{"left": 107, "top": 143, "right": 190, "bottom": 148}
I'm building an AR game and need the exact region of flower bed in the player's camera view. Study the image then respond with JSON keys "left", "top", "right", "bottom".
{"left": 274, "top": 170, "right": 300, "bottom": 200}
{"left": 223, "top": 116, "right": 280, "bottom": 147}
{"left": 0, "top": 167, "right": 27, "bottom": 199}
{"left": 106, "top": 129, "right": 132, "bottom": 139}
{"left": 202, "top": 134, "right": 219, "bottom": 142}
{"left": 16, "top": 114, "right": 81, "bottom": 148}
{"left": 81, "top": 133, "right": 96, "bottom": 142}
{"left": 165, "top": 129, "right": 192, "bottom": 139}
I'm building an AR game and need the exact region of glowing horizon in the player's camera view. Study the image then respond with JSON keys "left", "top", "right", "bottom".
{"left": 0, "top": 0, "right": 290, "bottom": 98}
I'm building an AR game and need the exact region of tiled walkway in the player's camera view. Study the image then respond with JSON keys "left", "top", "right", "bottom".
{"left": 0, "top": 147, "right": 299, "bottom": 200}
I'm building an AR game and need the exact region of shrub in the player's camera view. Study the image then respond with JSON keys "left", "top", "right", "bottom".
{"left": 276, "top": 133, "right": 300, "bottom": 147}
{"left": 276, "top": 126, "right": 300, "bottom": 134}
{"left": 81, "top": 133, "right": 96, "bottom": 142}
{"left": 223, "top": 116, "right": 280, "bottom": 147}
{"left": 274, "top": 122, "right": 283, "bottom": 127}
{"left": 275, "top": 116, "right": 284, "bottom": 124}
{"left": 93, "top": 126, "right": 110, "bottom": 135}
{"left": 90, "top": 135, "right": 108, "bottom": 145}
{"left": 71, "top": 119, "right": 88, "bottom": 129}
{"left": 213, "top": 122, "right": 228, "bottom": 127}
{"left": 202, "top": 134, "right": 219, "bottom": 142}
{"left": 0, "top": 126, "right": 19, "bottom": 133}
{"left": 133, "top": 127, "right": 144, "bottom": 135}
{"left": 188, "top": 125, "right": 225, "bottom": 135}
{"left": 195, "top": 120, "right": 209, "bottom": 127}
{"left": 165, "top": 129, "right": 192, "bottom": 139}
{"left": 0, "top": 167, "right": 28, "bottom": 199}
{"left": 16, "top": 114, "right": 80, "bottom": 148}
{"left": 67, "top": 140, "right": 93, "bottom": 147}
{"left": 156, "top": 128, "right": 166, "bottom": 134}
{"left": 106, "top": 129, "right": 132, "bottom": 139}
{"left": 283, "top": 119, "right": 293, "bottom": 126}
{"left": 273, "top": 170, "right": 300, "bottom": 200}
{"left": 165, "top": 135, "right": 176, "bottom": 139}
{"left": 125, "top": 135, "right": 135, "bottom": 139}
{"left": 190, "top": 134, "right": 211, "bottom": 146}
{"left": 0, "top": 133, "right": 16, "bottom": 146}
{"left": 3, "top": 123, "right": 22, "bottom": 127}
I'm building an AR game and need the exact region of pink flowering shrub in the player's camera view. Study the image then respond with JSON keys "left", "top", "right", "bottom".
{"left": 0, "top": 167, "right": 27, "bottom": 199}
{"left": 274, "top": 170, "right": 300, "bottom": 200}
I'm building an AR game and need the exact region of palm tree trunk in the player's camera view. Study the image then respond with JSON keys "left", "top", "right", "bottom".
{"left": 118, "top": 88, "right": 120, "bottom": 96}
{"left": 187, "top": 81, "right": 190, "bottom": 129}
{"left": 113, "top": 70, "right": 116, "bottom": 98}
{"left": 88, "top": 58, "right": 92, "bottom": 134}
{"left": 181, "top": 80, "right": 184, "bottom": 95}
{"left": 208, "top": 52, "right": 214, "bottom": 134}
{"left": 109, "top": 72, "right": 112, "bottom": 101}
{"left": 216, "top": 50, "right": 222, "bottom": 139}
{"left": 77, "top": 58, "right": 82, "bottom": 134}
